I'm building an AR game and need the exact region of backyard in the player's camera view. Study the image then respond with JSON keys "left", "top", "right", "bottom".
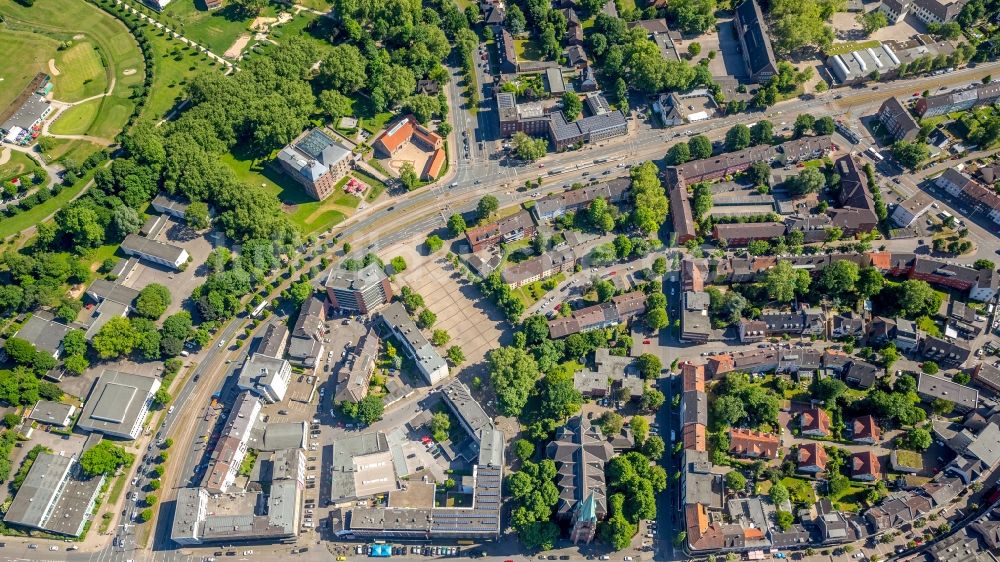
{"left": 514, "top": 38, "right": 548, "bottom": 62}
{"left": 512, "top": 273, "right": 566, "bottom": 308}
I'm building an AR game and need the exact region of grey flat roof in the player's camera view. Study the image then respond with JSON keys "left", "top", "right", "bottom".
{"left": 83, "top": 299, "right": 130, "bottom": 340}
{"left": 77, "top": 370, "right": 160, "bottom": 438}
{"left": 325, "top": 263, "right": 388, "bottom": 292}
{"left": 15, "top": 314, "right": 70, "bottom": 356}
{"left": 27, "top": 400, "right": 75, "bottom": 426}
{"left": 918, "top": 373, "right": 979, "bottom": 410}
{"left": 4, "top": 453, "right": 103, "bottom": 537}
{"left": 121, "top": 233, "right": 187, "bottom": 263}
{"left": 329, "top": 431, "right": 392, "bottom": 501}
{"left": 1, "top": 94, "right": 50, "bottom": 132}
{"left": 440, "top": 379, "right": 495, "bottom": 439}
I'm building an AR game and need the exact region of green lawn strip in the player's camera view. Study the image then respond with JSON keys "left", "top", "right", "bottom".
{"left": 514, "top": 38, "right": 547, "bottom": 61}
{"left": 825, "top": 40, "right": 880, "bottom": 56}
{"left": 830, "top": 481, "right": 868, "bottom": 512}
{"left": 353, "top": 171, "right": 387, "bottom": 202}
{"left": 512, "top": 273, "right": 565, "bottom": 308}
{"left": 107, "top": 471, "right": 129, "bottom": 504}
{"left": 141, "top": 28, "right": 218, "bottom": 121}
{"left": 0, "top": 31, "right": 60, "bottom": 110}
{"left": 53, "top": 41, "right": 109, "bottom": 102}
{"left": 41, "top": 138, "right": 104, "bottom": 165}
{"left": 0, "top": 171, "right": 93, "bottom": 240}
{"left": 83, "top": 243, "right": 122, "bottom": 281}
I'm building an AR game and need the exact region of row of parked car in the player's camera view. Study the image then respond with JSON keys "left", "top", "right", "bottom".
{"left": 354, "top": 545, "right": 462, "bottom": 556}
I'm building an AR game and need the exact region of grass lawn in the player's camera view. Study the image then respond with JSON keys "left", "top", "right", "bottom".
{"left": 0, "top": 0, "right": 146, "bottom": 141}
{"left": 292, "top": 0, "right": 332, "bottom": 10}
{"left": 351, "top": 96, "right": 394, "bottom": 135}
{"left": 353, "top": 171, "right": 387, "bottom": 202}
{"left": 53, "top": 41, "right": 109, "bottom": 103}
{"left": 221, "top": 144, "right": 358, "bottom": 236}
{"left": 512, "top": 272, "right": 566, "bottom": 307}
{"left": 49, "top": 99, "right": 102, "bottom": 135}
{"left": 141, "top": 28, "right": 219, "bottom": 121}
{"left": 0, "top": 170, "right": 92, "bottom": 240}
{"left": 41, "top": 139, "right": 104, "bottom": 166}
{"left": 82, "top": 243, "right": 122, "bottom": 280}
{"left": 893, "top": 449, "right": 924, "bottom": 471}
{"left": 0, "top": 31, "right": 60, "bottom": 110}
{"left": 830, "top": 481, "right": 868, "bottom": 512}
{"left": 825, "top": 40, "right": 880, "bottom": 56}
{"left": 158, "top": 0, "right": 260, "bottom": 56}
{"left": 0, "top": 151, "right": 43, "bottom": 182}
{"left": 616, "top": 0, "right": 637, "bottom": 13}
{"left": 514, "top": 38, "right": 547, "bottom": 62}
{"left": 780, "top": 476, "right": 817, "bottom": 505}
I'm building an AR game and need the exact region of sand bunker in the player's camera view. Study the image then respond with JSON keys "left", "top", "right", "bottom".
{"left": 47, "top": 59, "right": 61, "bottom": 76}
{"left": 224, "top": 34, "right": 252, "bottom": 59}
{"left": 122, "top": 68, "right": 137, "bottom": 76}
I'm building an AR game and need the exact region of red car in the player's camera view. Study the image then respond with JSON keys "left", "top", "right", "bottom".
{"left": 643, "top": 339, "right": 651, "bottom": 345}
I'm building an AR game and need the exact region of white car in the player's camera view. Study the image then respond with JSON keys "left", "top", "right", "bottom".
{"left": 243, "top": 550, "right": 254, "bottom": 555}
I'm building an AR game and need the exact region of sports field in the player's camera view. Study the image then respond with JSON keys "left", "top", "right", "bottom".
{"left": 52, "top": 41, "right": 110, "bottom": 102}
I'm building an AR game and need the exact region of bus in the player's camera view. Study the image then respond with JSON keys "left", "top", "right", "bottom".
{"left": 250, "top": 299, "right": 268, "bottom": 318}
{"left": 866, "top": 147, "right": 885, "bottom": 162}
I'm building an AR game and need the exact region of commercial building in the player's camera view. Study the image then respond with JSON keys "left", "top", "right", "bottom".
{"left": 501, "top": 247, "right": 577, "bottom": 288}
{"left": 547, "top": 416, "right": 615, "bottom": 544}
{"left": 120, "top": 233, "right": 189, "bottom": 270}
{"left": 238, "top": 353, "right": 292, "bottom": 404}
{"left": 202, "top": 392, "right": 262, "bottom": 494}
{"left": 496, "top": 92, "right": 551, "bottom": 138}
{"left": 547, "top": 291, "right": 646, "bottom": 338}
{"left": 888, "top": 253, "right": 998, "bottom": 302}
{"left": 549, "top": 109, "right": 628, "bottom": 151}
{"left": 573, "top": 348, "right": 646, "bottom": 399}
{"left": 712, "top": 222, "right": 787, "bottom": 246}
{"left": 14, "top": 313, "right": 70, "bottom": 359}
{"left": 27, "top": 400, "right": 75, "bottom": 427}
{"left": 3, "top": 453, "right": 103, "bottom": 537}
{"left": 680, "top": 290, "right": 712, "bottom": 343}
{"left": 325, "top": 263, "right": 393, "bottom": 314}
{"left": 891, "top": 192, "right": 934, "bottom": 227}
{"left": 288, "top": 295, "right": 327, "bottom": 367}
{"left": 733, "top": 0, "right": 778, "bottom": 82}
{"left": 377, "top": 302, "right": 448, "bottom": 385}
{"left": 934, "top": 167, "right": 1000, "bottom": 227}
{"left": 277, "top": 128, "right": 356, "bottom": 201}
{"left": 909, "top": 0, "right": 972, "bottom": 24}
{"left": 171, "top": 448, "right": 304, "bottom": 545}
{"left": 916, "top": 83, "right": 1000, "bottom": 117}
{"left": 77, "top": 370, "right": 161, "bottom": 439}
{"left": 1, "top": 92, "right": 52, "bottom": 146}
{"left": 825, "top": 43, "right": 901, "bottom": 83}
{"left": 531, "top": 178, "right": 630, "bottom": 221}
{"left": 465, "top": 210, "right": 537, "bottom": 253}
{"left": 878, "top": 97, "right": 920, "bottom": 142}
{"left": 334, "top": 328, "right": 380, "bottom": 404}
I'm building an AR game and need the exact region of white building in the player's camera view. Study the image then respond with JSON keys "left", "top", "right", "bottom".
{"left": 238, "top": 353, "right": 292, "bottom": 404}
{"left": 77, "top": 370, "right": 160, "bottom": 439}
{"left": 891, "top": 192, "right": 934, "bottom": 227}
{"left": 202, "top": 392, "right": 261, "bottom": 494}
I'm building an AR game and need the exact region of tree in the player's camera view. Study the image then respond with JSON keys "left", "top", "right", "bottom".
{"left": 666, "top": 142, "right": 691, "bottom": 165}
{"left": 858, "top": 10, "right": 888, "bottom": 34}
{"left": 2, "top": 413, "right": 21, "bottom": 429}
{"left": 896, "top": 279, "right": 942, "bottom": 318}
{"left": 688, "top": 135, "right": 713, "bottom": 159}
{"left": 431, "top": 330, "right": 451, "bottom": 346}
{"left": 390, "top": 256, "right": 407, "bottom": 274}
{"left": 431, "top": 411, "right": 451, "bottom": 442}
{"left": 139, "top": 508, "right": 154, "bottom": 523}
{"left": 514, "top": 439, "right": 535, "bottom": 461}
{"left": 92, "top": 317, "right": 138, "bottom": 359}
{"left": 79, "top": 441, "right": 133, "bottom": 477}
{"left": 812, "top": 378, "right": 847, "bottom": 403}
{"left": 488, "top": 347, "right": 540, "bottom": 415}
{"left": 152, "top": 388, "right": 172, "bottom": 408}
{"left": 820, "top": 259, "right": 860, "bottom": 298}
{"left": 629, "top": 164, "right": 668, "bottom": 235}
{"left": 135, "top": 284, "right": 171, "bottom": 320}
{"left": 562, "top": 92, "right": 583, "bottom": 121}
{"left": 921, "top": 361, "right": 939, "bottom": 375}
{"left": 892, "top": 141, "right": 930, "bottom": 170}
{"left": 184, "top": 201, "right": 210, "bottom": 230}
{"left": 417, "top": 309, "right": 437, "bottom": 329}
{"left": 713, "top": 395, "right": 747, "bottom": 426}
{"left": 794, "top": 114, "right": 816, "bottom": 137}
{"left": 110, "top": 206, "right": 143, "bottom": 238}
{"left": 477, "top": 195, "right": 500, "bottom": 221}
{"left": 652, "top": 257, "right": 667, "bottom": 275}
{"left": 725, "top": 470, "right": 747, "bottom": 491}
{"left": 770, "top": 482, "right": 790, "bottom": 506}
{"left": 932, "top": 398, "right": 954, "bottom": 416}
{"left": 232, "top": 0, "right": 266, "bottom": 15}
{"left": 813, "top": 116, "right": 836, "bottom": 135}
{"left": 776, "top": 510, "right": 794, "bottom": 531}
{"left": 318, "top": 89, "right": 353, "bottom": 122}
{"left": 642, "top": 435, "right": 665, "bottom": 459}
{"left": 750, "top": 121, "right": 774, "bottom": 146}
{"left": 355, "top": 394, "right": 384, "bottom": 425}
{"left": 769, "top": 0, "right": 835, "bottom": 53}
{"left": 765, "top": 260, "right": 800, "bottom": 302}
{"left": 725, "top": 124, "right": 752, "bottom": 151}
{"left": 788, "top": 167, "right": 826, "bottom": 195}
{"left": 399, "top": 162, "right": 420, "bottom": 190}
{"left": 974, "top": 259, "right": 995, "bottom": 271}
{"left": 447, "top": 345, "right": 466, "bottom": 366}
{"left": 511, "top": 131, "right": 548, "bottom": 161}
{"left": 447, "top": 214, "right": 467, "bottom": 237}
{"left": 688, "top": 42, "right": 702, "bottom": 57}
{"left": 667, "top": 0, "right": 717, "bottom": 33}
{"left": 645, "top": 307, "right": 668, "bottom": 332}
{"left": 319, "top": 44, "right": 367, "bottom": 93}
{"left": 425, "top": 235, "right": 444, "bottom": 253}
{"left": 505, "top": 3, "right": 527, "bottom": 33}
{"left": 641, "top": 388, "right": 665, "bottom": 412}
{"left": 636, "top": 353, "right": 662, "bottom": 380}
{"left": 905, "top": 427, "right": 932, "bottom": 450}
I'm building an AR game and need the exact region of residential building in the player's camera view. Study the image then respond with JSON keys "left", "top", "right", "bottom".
{"left": 829, "top": 155, "right": 878, "bottom": 235}
{"left": 171, "top": 448, "right": 304, "bottom": 545}
{"left": 547, "top": 291, "right": 646, "bottom": 338}
{"left": 800, "top": 408, "right": 831, "bottom": 438}
{"left": 864, "top": 492, "right": 932, "bottom": 534}
{"left": 879, "top": 0, "right": 910, "bottom": 22}
{"left": 891, "top": 192, "right": 934, "bottom": 227}
{"left": 813, "top": 498, "right": 864, "bottom": 543}
{"left": 465, "top": 210, "right": 537, "bottom": 253}
{"left": 255, "top": 322, "right": 288, "bottom": 359}
{"left": 917, "top": 373, "right": 979, "bottom": 413}
{"left": 973, "top": 362, "right": 1000, "bottom": 393}
{"left": 922, "top": 476, "right": 964, "bottom": 507}
{"left": 910, "top": 0, "right": 972, "bottom": 25}
{"left": 665, "top": 135, "right": 834, "bottom": 187}
{"left": 574, "top": 348, "right": 645, "bottom": 399}
{"left": 3, "top": 453, "right": 103, "bottom": 537}
{"left": 277, "top": 128, "right": 356, "bottom": 201}
{"left": 878, "top": 97, "right": 920, "bottom": 142}
{"left": 927, "top": 528, "right": 994, "bottom": 562}
{"left": 916, "top": 83, "right": 1000, "bottom": 117}
{"left": 832, "top": 312, "right": 866, "bottom": 338}
{"left": 120, "top": 233, "right": 189, "bottom": 270}
{"left": 547, "top": 416, "right": 614, "bottom": 530}
{"left": 754, "top": 308, "right": 827, "bottom": 338}
{"left": 377, "top": 302, "right": 448, "bottom": 385}
{"left": 681, "top": 291, "right": 712, "bottom": 343}
{"left": 852, "top": 416, "right": 880, "bottom": 444}
{"left": 798, "top": 443, "right": 828, "bottom": 474}
{"left": 288, "top": 295, "right": 327, "bottom": 367}
{"left": 202, "top": 392, "right": 262, "bottom": 494}
{"left": 77, "top": 370, "right": 161, "bottom": 439}
{"left": 888, "top": 254, "right": 998, "bottom": 302}
{"left": 712, "top": 222, "right": 787, "bottom": 246}
{"left": 27, "top": 400, "right": 75, "bottom": 427}
{"left": 531, "top": 178, "right": 630, "bottom": 221}
{"left": 668, "top": 181, "right": 697, "bottom": 245}
{"left": 238, "top": 353, "right": 292, "bottom": 404}
{"left": 151, "top": 193, "right": 190, "bottom": 219}
{"left": 502, "top": 247, "right": 577, "bottom": 288}
{"left": 733, "top": 0, "right": 778, "bottom": 83}
{"left": 497, "top": 27, "right": 517, "bottom": 73}
{"left": 334, "top": 328, "right": 379, "bottom": 404}
{"left": 852, "top": 451, "right": 881, "bottom": 481}
{"left": 325, "top": 263, "right": 393, "bottom": 314}
{"left": 921, "top": 335, "right": 975, "bottom": 367}
{"left": 728, "top": 428, "right": 780, "bottom": 459}
{"left": 895, "top": 317, "right": 922, "bottom": 351}
{"left": 844, "top": 360, "right": 882, "bottom": 389}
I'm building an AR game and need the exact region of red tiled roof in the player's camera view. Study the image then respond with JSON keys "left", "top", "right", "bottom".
{"left": 801, "top": 408, "right": 831, "bottom": 435}
{"left": 683, "top": 424, "right": 706, "bottom": 452}
{"left": 852, "top": 415, "right": 880, "bottom": 442}
{"left": 798, "top": 442, "right": 827, "bottom": 470}
{"left": 707, "top": 355, "right": 734, "bottom": 377}
{"left": 681, "top": 362, "right": 705, "bottom": 392}
{"left": 729, "top": 428, "right": 780, "bottom": 458}
{"left": 375, "top": 115, "right": 417, "bottom": 154}
{"left": 852, "top": 451, "right": 881, "bottom": 478}
{"left": 422, "top": 148, "right": 445, "bottom": 180}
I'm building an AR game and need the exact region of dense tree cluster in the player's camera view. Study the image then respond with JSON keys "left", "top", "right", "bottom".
{"left": 712, "top": 372, "right": 781, "bottom": 428}
{"left": 80, "top": 441, "right": 134, "bottom": 477}
{"left": 600, "top": 451, "right": 666, "bottom": 547}
{"left": 629, "top": 162, "right": 669, "bottom": 235}
{"left": 507, "top": 459, "right": 561, "bottom": 550}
